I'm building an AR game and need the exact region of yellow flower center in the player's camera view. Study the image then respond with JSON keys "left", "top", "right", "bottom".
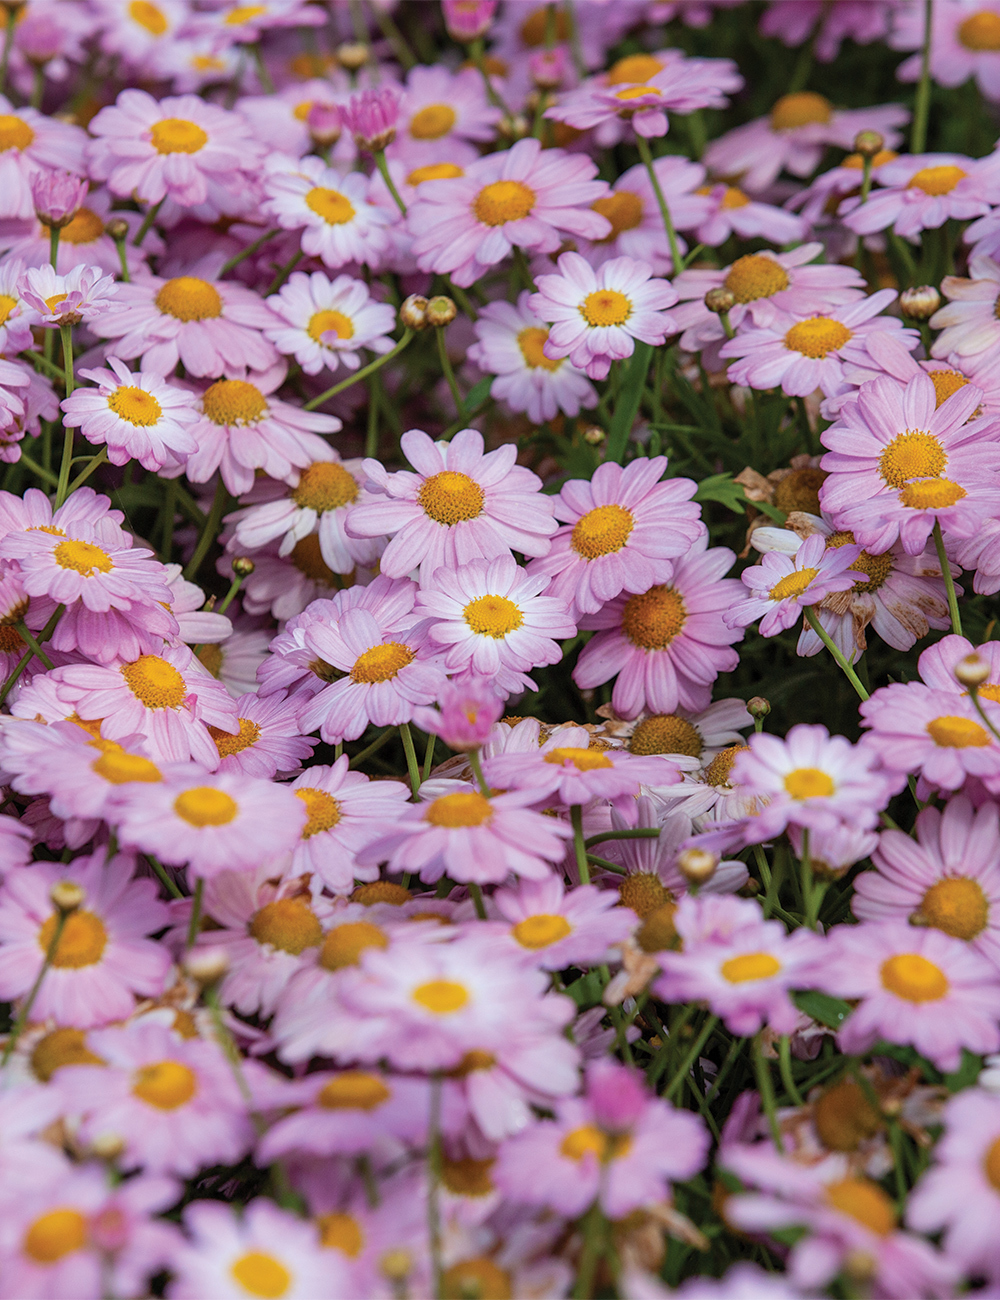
{"left": 0, "top": 625, "right": 23, "bottom": 654}
{"left": 909, "top": 165, "right": 966, "bottom": 195}
{"left": 544, "top": 744, "right": 613, "bottom": 771}
{"left": 23, "top": 1209, "right": 88, "bottom": 1264}
{"left": 826, "top": 530, "right": 893, "bottom": 593}
{"left": 619, "top": 871, "right": 671, "bottom": 919}
{"left": 512, "top": 913, "right": 571, "bottom": 948}
{"left": 307, "top": 308, "right": 354, "bottom": 344}
{"left": 317, "top": 1213, "right": 364, "bottom": 1257}
{"left": 917, "top": 876, "right": 989, "bottom": 940}
{"left": 463, "top": 593, "right": 523, "bottom": 638}
{"left": 46, "top": 206, "right": 101, "bottom": 248}
{"left": 441, "top": 1259, "right": 512, "bottom": 1300}
{"left": 441, "top": 1157, "right": 495, "bottom": 1197}
{"left": 0, "top": 293, "right": 15, "bottom": 326}
{"left": 224, "top": 4, "right": 268, "bottom": 25}
{"left": 291, "top": 534, "right": 344, "bottom": 588}
{"left": 770, "top": 91, "right": 833, "bottom": 130}
{"left": 784, "top": 317, "right": 852, "bottom": 358}
{"left": 208, "top": 717, "right": 260, "bottom": 758}
{"left": 352, "top": 881, "right": 411, "bottom": 906}
{"left": 132, "top": 1060, "right": 197, "bottom": 1109}
{"left": 983, "top": 1136, "right": 1000, "bottom": 1191}
{"left": 621, "top": 584, "right": 687, "bottom": 650}
{"left": 31, "top": 1027, "right": 104, "bottom": 1082}
{"left": 0, "top": 113, "right": 33, "bottom": 151}
{"left": 473, "top": 180, "right": 535, "bottom": 226}
{"left": 773, "top": 466, "right": 828, "bottom": 514}
{"left": 560, "top": 1124, "right": 607, "bottom": 1161}
{"left": 519, "top": 6, "right": 569, "bottom": 44}
{"left": 704, "top": 744, "right": 748, "bottom": 788}
{"left": 783, "top": 766, "right": 835, "bottom": 799}
{"left": 408, "top": 162, "right": 464, "bottom": 185}
{"left": 927, "top": 714, "right": 991, "bottom": 748}
{"left": 880, "top": 952, "right": 950, "bottom": 1001}
{"left": 38, "top": 910, "right": 107, "bottom": 968}
{"left": 878, "top": 430, "right": 947, "bottom": 487}
{"left": 425, "top": 790, "right": 493, "bottom": 827}
{"left": 720, "top": 951, "right": 781, "bottom": 983}
{"left": 570, "top": 503, "right": 634, "bottom": 559}
{"left": 249, "top": 896, "right": 322, "bottom": 954}
{"left": 317, "top": 1071, "right": 391, "bottom": 1110}
{"left": 150, "top": 118, "right": 208, "bottom": 154}
{"left": 107, "top": 385, "right": 163, "bottom": 427}
{"left": 592, "top": 190, "right": 644, "bottom": 241}
{"left": 197, "top": 643, "right": 223, "bottom": 677}
{"left": 418, "top": 469, "right": 485, "bottom": 524}
{"left": 843, "top": 148, "right": 898, "bottom": 169}
{"left": 409, "top": 103, "right": 457, "bottom": 140}
{"left": 517, "top": 325, "right": 561, "bottom": 371}
{"left": 637, "top": 900, "right": 679, "bottom": 952}
{"left": 825, "top": 1178, "right": 897, "bottom": 1236}
{"left": 230, "top": 1252, "right": 292, "bottom": 1299}
{"left": 813, "top": 1077, "right": 883, "bottom": 1152}
{"left": 607, "top": 52, "right": 665, "bottom": 85}
{"left": 412, "top": 979, "right": 469, "bottom": 1014}
{"left": 304, "top": 187, "right": 356, "bottom": 225}
{"left": 719, "top": 185, "right": 751, "bottom": 209}
{"left": 630, "top": 713, "right": 702, "bottom": 757}
{"left": 959, "top": 9, "right": 1000, "bottom": 50}
{"left": 294, "top": 786, "right": 341, "bottom": 837}
{"left": 291, "top": 463, "right": 359, "bottom": 516}
{"left": 53, "top": 538, "right": 113, "bottom": 575}
{"left": 202, "top": 378, "right": 267, "bottom": 426}
{"left": 929, "top": 369, "right": 970, "bottom": 406}
{"left": 899, "top": 478, "right": 967, "bottom": 510}
{"left": 173, "top": 786, "right": 239, "bottom": 827}
{"left": 579, "top": 288, "right": 631, "bottom": 327}
{"left": 129, "top": 0, "right": 168, "bottom": 35}
{"left": 155, "top": 276, "right": 223, "bottom": 321}
{"left": 769, "top": 567, "right": 818, "bottom": 601}
{"left": 91, "top": 748, "right": 162, "bottom": 784}
{"left": 318, "top": 921, "right": 388, "bottom": 971}
{"left": 350, "top": 640, "right": 414, "bottom": 684}
{"left": 724, "top": 254, "right": 790, "bottom": 304}
{"left": 615, "top": 85, "right": 662, "bottom": 102}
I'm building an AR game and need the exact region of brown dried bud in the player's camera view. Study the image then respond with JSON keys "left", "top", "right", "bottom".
{"left": 677, "top": 848, "right": 718, "bottom": 886}
{"left": 853, "top": 130, "right": 885, "bottom": 160}
{"left": 956, "top": 653, "right": 990, "bottom": 688}
{"left": 899, "top": 284, "right": 941, "bottom": 321}
{"left": 49, "top": 880, "right": 85, "bottom": 914}
{"left": 336, "top": 41, "right": 369, "bottom": 71}
{"left": 426, "top": 295, "right": 457, "bottom": 328}
{"left": 582, "top": 424, "right": 605, "bottom": 446}
{"left": 399, "top": 294, "right": 430, "bottom": 331}
{"left": 104, "top": 217, "right": 130, "bottom": 243}
{"left": 231, "top": 556, "right": 256, "bottom": 578}
{"left": 704, "top": 286, "right": 736, "bottom": 316}
{"left": 747, "top": 696, "right": 771, "bottom": 720}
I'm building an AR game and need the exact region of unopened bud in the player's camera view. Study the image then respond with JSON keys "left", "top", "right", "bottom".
{"left": 89, "top": 1132, "right": 125, "bottom": 1160}
{"left": 704, "top": 286, "right": 736, "bottom": 316}
{"left": 49, "top": 880, "right": 84, "bottom": 914}
{"left": 678, "top": 848, "right": 718, "bottom": 886}
{"left": 399, "top": 294, "right": 430, "bottom": 331}
{"left": 956, "top": 653, "right": 990, "bottom": 688}
{"left": 899, "top": 284, "right": 941, "bottom": 321}
{"left": 853, "top": 130, "right": 884, "bottom": 160}
{"left": 747, "top": 696, "right": 771, "bottom": 721}
{"left": 497, "top": 113, "right": 528, "bottom": 142}
{"left": 183, "top": 945, "right": 229, "bottom": 986}
{"left": 306, "top": 102, "right": 342, "bottom": 148}
{"left": 105, "top": 217, "right": 129, "bottom": 243}
{"left": 336, "top": 41, "right": 369, "bottom": 71}
{"left": 426, "top": 295, "right": 457, "bottom": 328}
{"left": 231, "top": 556, "right": 255, "bottom": 578}
{"left": 582, "top": 424, "right": 605, "bottom": 446}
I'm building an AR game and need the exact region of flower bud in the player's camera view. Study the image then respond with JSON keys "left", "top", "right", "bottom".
{"left": 497, "top": 113, "right": 529, "bottom": 142}
{"left": 704, "top": 286, "right": 736, "bottom": 315}
{"left": 336, "top": 41, "right": 369, "bottom": 71}
{"left": 104, "top": 217, "right": 130, "bottom": 243}
{"left": 442, "top": 0, "right": 498, "bottom": 42}
{"left": 399, "top": 294, "right": 430, "bottom": 331}
{"left": 340, "top": 86, "right": 399, "bottom": 153}
{"left": 582, "top": 424, "right": 605, "bottom": 446}
{"left": 678, "top": 848, "right": 718, "bottom": 886}
{"left": 747, "top": 696, "right": 771, "bottom": 721}
{"left": 956, "top": 653, "right": 990, "bottom": 688}
{"left": 50, "top": 880, "right": 85, "bottom": 914}
{"left": 89, "top": 1132, "right": 125, "bottom": 1161}
{"left": 183, "top": 945, "right": 229, "bottom": 986}
{"left": 853, "top": 130, "right": 885, "bottom": 159}
{"left": 530, "top": 46, "right": 569, "bottom": 90}
{"left": 899, "top": 285, "right": 941, "bottom": 321}
{"left": 306, "top": 102, "right": 342, "bottom": 148}
{"left": 32, "top": 169, "right": 88, "bottom": 229}
{"left": 231, "top": 556, "right": 256, "bottom": 578}
{"left": 426, "top": 295, "right": 457, "bottom": 328}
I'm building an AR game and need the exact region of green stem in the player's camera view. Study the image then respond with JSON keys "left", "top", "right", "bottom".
{"left": 216, "top": 573, "right": 244, "bottom": 618}
{"left": 584, "top": 827, "right": 660, "bottom": 849}
{"left": 804, "top": 605, "right": 869, "bottom": 701}
{"left": 586, "top": 853, "right": 625, "bottom": 875}
{"left": 468, "top": 882, "right": 487, "bottom": 920}
{"left": 266, "top": 247, "right": 303, "bottom": 296}
{"left": 468, "top": 748, "right": 491, "bottom": 797}
{"left": 14, "top": 621, "right": 52, "bottom": 671}
{"left": 146, "top": 854, "right": 184, "bottom": 900}
{"left": 365, "top": 375, "right": 380, "bottom": 460}
{"left": 133, "top": 198, "right": 164, "bottom": 247}
{"left": 183, "top": 479, "right": 228, "bottom": 581}
{"left": 705, "top": 1033, "right": 744, "bottom": 1105}
{"left": 435, "top": 325, "right": 464, "bottom": 415}
{"left": 1, "top": 909, "right": 68, "bottom": 1067}
{"left": 49, "top": 224, "right": 60, "bottom": 270}
{"left": 969, "top": 684, "right": 1000, "bottom": 746}
{"left": 860, "top": 156, "right": 874, "bottom": 204}
{"left": 911, "top": 0, "right": 934, "bottom": 155}
{"left": 572, "top": 1202, "right": 604, "bottom": 1300}
{"left": 250, "top": 41, "right": 274, "bottom": 93}
{"left": 571, "top": 804, "right": 590, "bottom": 885}
{"left": 18, "top": 454, "right": 58, "bottom": 488}
{"left": 373, "top": 149, "right": 407, "bottom": 216}
{"left": 753, "top": 1036, "right": 784, "bottom": 1153}
{"left": 512, "top": 246, "right": 536, "bottom": 292}
{"left": 348, "top": 725, "right": 396, "bottom": 770}
{"left": 0, "top": 5, "right": 15, "bottom": 98}
{"left": 636, "top": 136, "right": 683, "bottom": 274}
{"left": 933, "top": 518, "right": 962, "bottom": 636}
{"left": 369, "top": 1, "right": 417, "bottom": 69}
{"left": 0, "top": 604, "right": 62, "bottom": 706}
{"left": 422, "top": 732, "right": 436, "bottom": 781}
{"left": 304, "top": 330, "right": 413, "bottom": 410}
{"left": 66, "top": 446, "right": 109, "bottom": 496}
{"left": 399, "top": 721, "right": 421, "bottom": 796}
{"left": 186, "top": 878, "right": 204, "bottom": 949}
{"left": 114, "top": 231, "right": 130, "bottom": 282}
{"left": 778, "top": 1035, "right": 804, "bottom": 1106}
{"left": 221, "top": 228, "right": 280, "bottom": 276}
{"left": 665, "top": 1014, "right": 719, "bottom": 1101}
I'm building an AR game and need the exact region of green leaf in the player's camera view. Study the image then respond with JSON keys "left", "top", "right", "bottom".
{"left": 792, "top": 989, "right": 852, "bottom": 1029}
{"left": 944, "top": 1049, "right": 982, "bottom": 1093}
{"left": 605, "top": 342, "right": 653, "bottom": 463}
{"left": 693, "top": 473, "right": 747, "bottom": 515}
{"left": 564, "top": 969, "right": 605, "bottom": 1010}
{"left": 461, "top": 374, "right": 493, "bottom": 417}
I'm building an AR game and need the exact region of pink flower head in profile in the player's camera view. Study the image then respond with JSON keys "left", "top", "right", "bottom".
{"left": 20, "top": 262, "right": 118, "bottom": 326}
{"left": 761, "top": 0, "right": 892, "bottom": 60}
{"left": 412, "top": 677, "right": 504, "bottom": 753}
{"left": 654, "top": 894, "right": 824, "bottom": 1035}
{"left": 407, "top": 137, "right": 611, "bottom": 287}
{"left": 573, "top": 535, "right": 744, "bottom": 719}
{"left": 206, "top": 691, "right": 314, "bottom": 779}
{"left": 842, "top": 152, "right": 1000, "bottom": 237}
{"left": 530, "top": 251, "right": 678, "bottom": 381}
{"left": 30, "top": 168, "right": 88, "bottom": 226}
{"left": 0, "top": 95, "right": 86, "bottom": 222}
{"left": 815, "top": 919, "right": 1000, "bottom": 1071}
{"left": 442, "top": 0, "right": 498, "bottom": 41}
{"left": 348, "top": 427, "right": 556, "bottom": 585}
{"left": 892, "top": 0, "right": 1000, "bottom": 103}
{"left": 62, "top": 358, "right": 198, "bottom": 472}
{"left": 488, "top": 873, "right": 638, "bottom": 971}
{"left": 726, "top": 531, "right": 864, "bottom": 638}
{"left": 494, "top": 1058, "right": 708, "bottom": 1219}
{"left": 929, "top": 253, "right": 1000, "bottom": 367}
{"left": 527, "top": 455, "right": 704, "bottom": 618}
{"left": 732, "top": 723, "right": 889, "bottom": 843}
{"left": 340, "top": 86, "right": 401, "bottom": 152}
{"left": 0, "top": 849, "right": 171, "bottom": 1027}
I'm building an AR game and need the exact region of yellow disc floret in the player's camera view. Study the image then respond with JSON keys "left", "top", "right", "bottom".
{"left": 463, "top": 593, "right": 523, "bottom": 637}
{"left": 409, "top": 104, "right": 457, "bottom": 139}
{"left": 724, "top": 254, "right": 790, "bottom": 304}
{"left": 926, "top": 714, "right": 992, "bottom": 747}
{"left": 132, "top": 1060, "right": 198, "bottom": 1109}
{"left": 22, "top": 1209, "right": 88, "bottom": 1264}
{"left": 173, "top": 787, "right": 239, "bottom": 827}
{"left": 512, "top": 913, "right": 571, "bottom": 948}
{"left": 769, "top": 568, "right": 817, "bottom": 601}
{"left": 38, "top": 910, "right": 107, "bottom": 967}
{"left": 770, "top": 92, "right": 833, "bottom": 131}
{"left": 295, "top": 786, "right": 341, "bottom": 837}
{"left": 317, "top": 1072, "right": 391, "bottom": 1110}
{"left": 544, "top": 745, "right": 613, "bottom": 771}
{"left": 473, "top": 180, "right": 535, "bottom": 226}
{"left": 784, "top": 317, "right": 852, "bottom": 358}
{"left": 570, "top": 503, "right": 635, "bottom": 559}
{"left": 630, "top": 713, "right": 702, "bottom": 757}
{"left": 53, "top": 539, "right": 114, "bottom": 575}
{"left": 425, "top": 790, "right": 493, "bottom": 827}
{"left": 579, "top": 288, "right": 631, "bottom": 327}
{"left": 783, "top": 767, "right": 835, "bottom": 799}
{"left": 305, "top": 187, "right": 356, "bottom": 225}
{"left": 909, "top": 165, "right": 966, "bottom": 195}
{"left": 878, "top": 430, "right": 947, "bottom": 487}
{"left": 720, "top": 952, "right": 781, "bottom": 983}
{"left": 150, "top": 118, "right": 208, "bottom": 154}
{"left": 592, "top": 190, "right": 644, "bottom": 241}
{"left": 619, "top": 871, "right": 671, "bottom": 919}
{"left": 607, "top": 53, "right": 665, "bottom": 85}
{"left": 292, "top": 461, "right": 359, "bottom": 512}
{"left": 91, "top": 748, "right": 162, "bottom": 785}
{"left": 418, "top": 470, "right": 485, "bottom": 524}
{"left": 517, "top": 325, "right": 561, "bottom": 371}
{"left": 318, "top": 921, "right": 388, "bottom": 970}
{"left": 129, "top": 1, "right": 169, "bottom": 36}
{"left": 249, "top": 896, "right": 323, "bottom": 954}
{"left": 408, "top": 162, "right": 464, "bottom": 185}
{"left": 350, "top": 641, "right": 414, "bottom": 684}
{"left": 31, "top": 1027, "right": 105, "bottom": 1082}
{"left": 441, "top": 1258, "right": 512, "bottom": 1300}
{"left": 825, "top": 1177, "right": 896, "bottom": 1235}
{"left": 202, "top": 378, "right": 268, "bottom": 426}
{"left": 307, "top": 309, "right": 354, "bottom": 343}
{"left": 880, "top": 952, "right": 950, "bottom": 1001}
{"left": 208, "top": 717, "right": 260, "bottom": 758}
{"left": 412, "top": 979, "right": 469, "bottom": 1014}
{"left": 918, "top": 876, "right": 989, "bottom": 940}
{"left": 107, "top": 386, "right": 163, "bottom": 427}
{"left": 959, "top": 10, "right": 1000, "bottom": 50}
{"left": 60, "top": 208, "right": 105, "bottom": 245}
{"left": 899, "top": 478, "right": 967, "bottom": 510}
{"left": 621, "top": 584, "right": 687, "bottom": 650}
{"left": 0, "top": 114, "right": 34, "bottom": 151}
{"left": 229, "top": 1252, "right": 292, "bottom": 1299}
{"left": 155, "top": 276, "right": 223, "bottom": 321}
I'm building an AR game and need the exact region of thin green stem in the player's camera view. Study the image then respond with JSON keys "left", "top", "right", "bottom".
{"left": 217, "top": 573, "right": 244, "bottom": 618}
{"left": 911, "top": 0, "right": 934, "bottom": 154}
{"left": 220, "top": 228, "right": 280, "bottom": 275}
{"left": 14, "top": 621, "right": 53, "bottom": 671}
{"left": 435, "top": 326, "right": 464, "bottom": 414}
{"left": 146, "top": 855, "right": 184, "bottom": 900}
{"left": 399, "top": 721, "right": 421, "bottom": 796}
{"left": 369, "top": 1, "right": 416, "bottom": 69}
{"left": 860, "top": 156, "right": 874, "bottom": 204}
{"left": 422, "top": 731, "right": 436, "bottom": 781}
{"left": 250, "top": 41, "right": 274, "bottom": 92}
{"left": 468, "top": 882, "right": 487, "bottom": 920}
{"left": 427, "top": 1073, "right": 444, "bottom": 1299}
{"left": 266, "top": 247, "right": 303, "bottom": 295}
{"left": 186, "top": 878, "right": 204, "bottom": 949}
{"left": 2, "top": 909, "right": 68, "bottom": 1067}
{"left": 66, "top": 446, "right": 108, "bottom": 496}
{"left": 778, "top": 1035, "right": 804, "bottom": 1106}
{"left": 572, "top": 1202, "right": 604, "bottom": 1300}
{"left": 114, "top": 231, "right": 130, "bottom": 282}
{"left": 18, "top": 454, "right": 58, "bottom": 488}
{"left": 49, "top": 224, "right": 60, "bottom": 270}
{"left": 705, "top": 1033, "right": 744, "bottom": 1105}
{"left": 133, "top": 198, "right": 164, "bottom": 247}
{"left": 571, "top": 804, "right": 590, "bottom": 885}
{"left": 636, "top": 136, "right": 683, "bottom": 274}
{"left": 0, "top": 6, "right": 15, "bottom": 98}
{"left": 933, "top": 518, "right": 962, "bottom": 636}
{"left": 468, "top": 748, "right": 491, "bottom": 797}
{"left": 304, "top": 330, "right": 413, "bottom": 410}
{"left": 584, "top": 827, "right": 660, "bottom": 849}
{"left": 665, "top": 1014, "right": 719, "bottom": 1101}
{"left": 0, "top": 604, "right": 62, "bottom": 706}
{"left": 969, "top": 684, "right": 1000, "bottom": 746}
{"left": 586, "top": 853, "right": 625, "bottom": 875}
{"left": 365, "top": 374, "right": 380, "bottom": 459}
{"left": 512, "top": 246, "right": 536, "bottom": 293}
{"left": 183, "top": 479, "right": 228, "bottom": 581}
{"left": 753, "top": 1036, "right": 784, "bottom": 1153}
{"left": 804, "top": 605, "right": 869, "bottom": 701}
{"left": 564, "top": 0, "right": 587, "bottom": 78}
{"left": 373, "top": 149, "right": 407, "bottom": 215}
{"left": 348, "top": 725, "right": 396, "bottom": 769}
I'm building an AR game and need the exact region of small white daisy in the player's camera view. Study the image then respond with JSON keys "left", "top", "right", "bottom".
{"left": 265, "top": 270, "right": 397, "bottom": 376}
{"left": 263, "top": 156, "right": 391, "bottom": 270}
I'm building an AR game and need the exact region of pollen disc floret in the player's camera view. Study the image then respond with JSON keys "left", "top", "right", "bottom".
{"left": 202, "top": 379, "right": 268, "bottom": 427}
{"left": 291, "top": 461, "right": 358, "bottom": 512}
{"left": 784, "top": 317, "right": 852, "bottom": 358}
{"left": 418, "top": 470, "right": 485, "bottom": 524}
{"left": 154, "top": 276, "right": 223, "bottom": 321}
{"left": 622, "top": 584, "right": 687, "bottom": 650}
{"left": 724, "top": 254, "right": 790, "bottom": 303}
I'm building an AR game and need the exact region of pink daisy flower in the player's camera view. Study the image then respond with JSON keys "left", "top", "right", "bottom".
{"left": 930, "top": 253, "right": 1000, "bottom": 366}
{"left": 842, "top": 151, "right": 1000, "bottom": 237}
{"left": 0, "top": 258, "right": 40, "bottom": 354}
{"left": 112, "top": 768, "right": 307, "bottom": 879}
{"left": 720, "top": 289, "right": 912, "bottom": 400}
{"left": 573, "top": 535, "right": 744, "bottom": 719}
{"left": 61, "top": 1020, "right": 252, "bottom": 1177}
{"left": 414, "top": 552, "right": 575, "bottom": 695}
{"left": 609, "top": 797, "right": 749, "bottom": 894}
{"left": 692, "top": 181, "right": 806, "bottom": 250}
{"left": 407, "top": 137, "right": 611, "bottom": 287}
{"left": 732, "top": 723, "right": 890, "bottom": 842}
{"left": 182, "top": 368, "right": 341, "bottom": 497}
{"left": 397, "top": 63, "right": 500, "bottom": 146}
{"left": 348, "top": 427, "right": 557, "bottom": 584}
{"left": 494, "top": 1058, "right": 708, "bottom": 1219}
{"left": 0, "top": 810, "right": 31, "bottom": 876}
{"left": 815, "top": 919, "right": 1000, "bottom": 1071}
{"left": 526, "top": 455, "right": 704, "bottom": 619}
{"left": 227, "top": 542, "right": 363, "bottom": 624}
{"left": 854, "top": 795, "right": 1000, "bottom": 965}
{"left": 262, "top": 155, "right": 391, "bottom": 270}
{"left": 287, "top": 757, "right": 411, "bottom": 893}
{"left": 355, "top": 779, "right": 573, "bottom": 885}
{"left": 918, "top": 631, "right": 1000, "bottom": 699}
{"left": 20, "top": 262, "right": 118, "bottom": 327}
{"left": 529, "top": 251, "right": 678, "bottom": 381}
{"left": 892, "top": 0, "right": 1000, "bottom": 102}
{"left": 486, "top": 874, "right": 637, "bottom": 970}
{"left": 3, "top": 186, "right": 154, "bottom": 279}
{"left": 412, "top": 678, "right": 503, "bottom": 753}
{"left": 467, "top": 290, "right": 598, "bottom": 424}
{"left": 62, "top": 358, "right": 198, "bottom": 473}
{"left": 87, "top": 89, "right": 258, "bottom": 208}
{"left": 654, "top": 894, "right": 824, "bottom": 1035}
{"left": 726, "top": 531, "right": 865, "bottom": 638}
{"left": 93, "top": 261, "right": 281, "bottom": 379}
{"left": 0, "top": 96, "right": 86, "bottom": 221}
{"left": 208, "top": 691, "right": 313, "bottom": 779}
{"left": 761, "top": 0, "right": 893, "bottom": 61}
{"left": 0, "top": 850, "right": 171, "bottom": 1028}
{"left": 264, "top": 270, "right": 396, "bottom": 377}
